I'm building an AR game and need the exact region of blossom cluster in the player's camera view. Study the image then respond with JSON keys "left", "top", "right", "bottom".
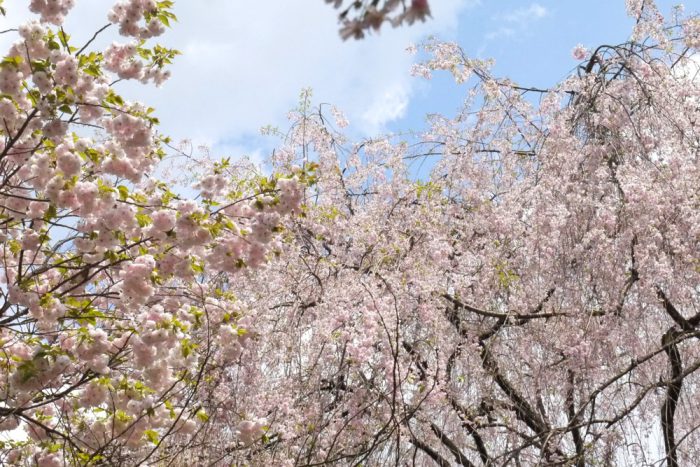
{"left": 325, "top": 0, "right": 432, "bottom": 40}
{"left": 108, "top": 0, "right": 168, "bottom": 39}
{"left": 28, "top": 0, "right": 75, "bottom": 25}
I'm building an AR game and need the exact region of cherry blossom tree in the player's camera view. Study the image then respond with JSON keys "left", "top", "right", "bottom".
{"left": 187, "top": 2, "right": 700, "bottom": 466}
{"left": 2, "top": 0, "right": 700, "bottom": 466}
{"left": 0, "top": 1, "right": 307, "bottom": 465}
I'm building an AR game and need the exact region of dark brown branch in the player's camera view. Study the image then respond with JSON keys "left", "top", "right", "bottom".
{"left": 410, "top": 436, "right": 451, "bottom": 467}
{"left": 443, "top": 288, "right": 559, "bottom": 324}
{"left": 76, "top": 23, "right": 111, "bottom": 56}
{"left": 480, "top": 346, "right": 549, "bottom": 437}
{"left": 448, "top": 398, "right": 491, "bottom": 465}
{"left": 656, "top": 287, "right": 693, "bottom": 331}
{"left": 430, "top": 423, "right": 476, "bottom": 467}
{"left": 661, "top": 327, "right": 683, "bottom": 467}
{"left": 566, "top": 370, "right": 585, "bottom": 467}
{"left": 402, "top": 340, "right": 428, "bottom": 381}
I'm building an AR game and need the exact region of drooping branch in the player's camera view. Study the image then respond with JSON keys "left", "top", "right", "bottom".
{"left": 430, "top": 422, "right": 476, "bottom": 467}
{"left": 479, "top": 345, "right": 550, "bottom": 438}
{"left": 448, "top": 397, "right": 491, "bottom": 465}
{"left": 409, "top": 435, "right": 452, "bottom": 467}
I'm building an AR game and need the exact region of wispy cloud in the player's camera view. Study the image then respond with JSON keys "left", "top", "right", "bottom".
{"left": 502, "top": 3, "right": 549, "bottom": 23}
{"left": 482, "top": 3, "right": 549, "bottom": 43}
{"left": 485, "top": 27, "right": 515, "bottom": 41}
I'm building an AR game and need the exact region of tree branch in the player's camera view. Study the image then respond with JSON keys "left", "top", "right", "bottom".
{"left": 661, "top": 327, "right": 683, "bottom": 467}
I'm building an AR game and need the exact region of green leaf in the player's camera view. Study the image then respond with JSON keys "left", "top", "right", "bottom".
{"left": 104, "top": 90, "right": 124, "bottom": 107}
{"left": 158, "top": 13, "right": 170, "bottom": 27}
{"left": 8, "top": 239, "right": 21, "bottom": 255}
{"left": 144, "top": 429, "right": 159, "bottom": 445}
{"left": 196, "top": 410, "right": 209, "bottom": 423}
{"left": 136, "top": 213, "right": 151, "bottom": 228}
{"left": 26, "top": 89, "right": 40, "bottom": 106}
{"left": 44, "top": 204, "right": 57, "bottom": 221}
{"left": 97, "top": 178, "right": 115, "bottom": 195}
{"left": 84, "top": 148, "right": 101, "bottom": 164}
{"left": 47, "top": 38, "right": 61, "bottom": 50}
{"left": 39, "top": 293, "right": 53, "bottom": 307}
{"left": 180, "top": 338, "right": 196, "bottom": 358}
{"left": 1, "top": 55, "right": 21, "bottom": 68}
{"left": 114, "top": 410, "right": 132, "bottom": 424}
{"left": 190, "top": 259, "right": 204, "bottom": 274}
{"left": 57, "top": 30, "right": 70, "bottom": 48}
{"left": 17, "top": 359, "right": 37, "bottom": 383}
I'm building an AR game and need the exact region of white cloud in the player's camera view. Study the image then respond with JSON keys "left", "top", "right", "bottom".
{"left": 485, "top": 27, "right": 516, "bottom": 41}
{"left": 1, "top": 0, "right": 480, "bottom": 160}
{"left": 361, "top": 80, "right": 411, "bottom": 132}
{"left": 483, "top": 3, "right": 549, "bottom": 43}
{"left": 502, "top": 3, "right": 549, "bottom": 23}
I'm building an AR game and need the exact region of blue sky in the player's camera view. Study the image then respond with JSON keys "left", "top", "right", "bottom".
{"left": 393, "top": 0, "right": 690, "bottom": 134}
{"left": 0, "top": 0, "right": 695, "bottom": 163}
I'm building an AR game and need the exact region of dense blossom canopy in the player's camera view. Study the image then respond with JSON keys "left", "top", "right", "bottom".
{"left": 2, "top": 0, "right": 700, "bottom": 466}
{"left": 189, "top": 2, "right": 699, "bottom": 466}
